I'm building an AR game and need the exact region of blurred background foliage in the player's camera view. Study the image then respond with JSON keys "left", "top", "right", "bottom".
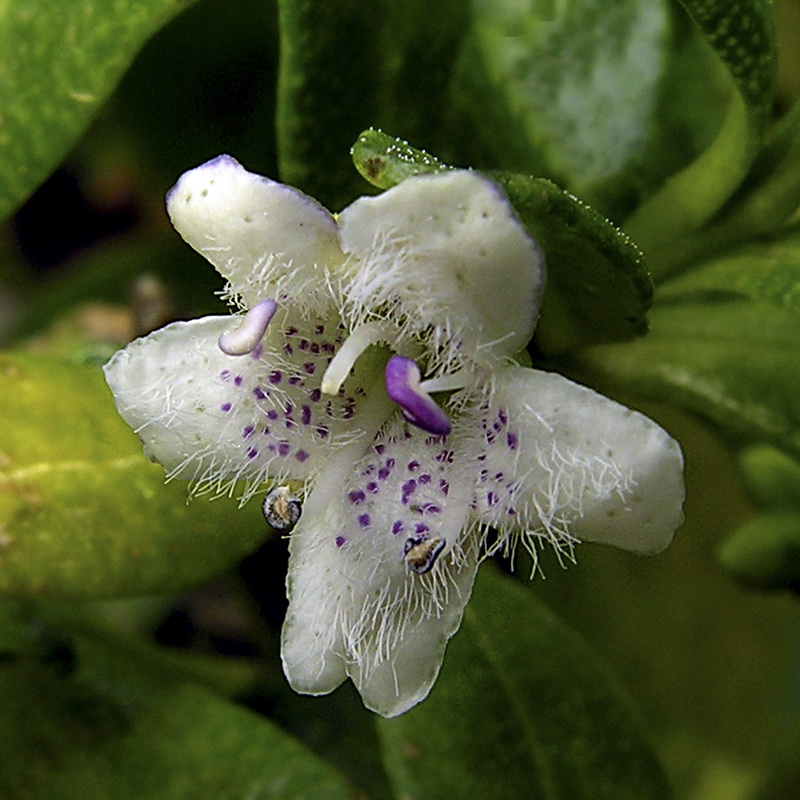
{"left": 3, "top": 0, "right": 800, "bottom": 798}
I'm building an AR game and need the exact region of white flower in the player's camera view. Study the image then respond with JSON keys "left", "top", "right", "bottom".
{"left": 104, "top": 155, "right": 684, "bottom": 717}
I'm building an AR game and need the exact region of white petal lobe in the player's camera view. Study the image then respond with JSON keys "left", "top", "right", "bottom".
{"left": 337, "top": 171, "right": 545, "bottom": 368}
{"left": 166, "top": 155, "right": 344, "bottom": 309}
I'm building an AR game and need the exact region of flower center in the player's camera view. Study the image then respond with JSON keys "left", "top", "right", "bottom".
{"left": 319, "top": 322, "right": 470, "bottom": 436}
{"left": 218, "top": 299, "right": 278, "bottom": 356}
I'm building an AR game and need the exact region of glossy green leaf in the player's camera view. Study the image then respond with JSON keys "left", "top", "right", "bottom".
{"left": 353, "top": 129, "right": 653, "bottom": 352}
{"left": 379, "top": 568, "right": 670, "bottom": 800}
{"left": 0, "top": 353, "right": 268, "bottom": 599}
{"left": 718, "top": 511, "right": 800, "bottom": 591}
{"left": 0, "top": 605, "right": 354, "bottom": 799}
{"left": 0, "top": 0, "right": 197, "bottom": 222}
{"left": 582, "top": 299, "right": 800, "bottom": 458}
{"left": 450, "top": 0, "right": 670, "bottom": 215}
{"left": 625, "top": 0, "right": 778, "bottom": 278}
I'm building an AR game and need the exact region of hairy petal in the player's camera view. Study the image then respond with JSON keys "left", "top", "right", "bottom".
{"left": 281, "top": 418, "right": 477, "bottom": 717}
{"left": 469, "top": 367, "right": 684, "bottom": 555}
{"left": 103, "top": 313, "right": 373, "bottom": 497}
{"left": 166, "top": 155, "right": 344, "bottom": 310}
{"left": 337, "top": 171, "right": 545, "bottom": 370}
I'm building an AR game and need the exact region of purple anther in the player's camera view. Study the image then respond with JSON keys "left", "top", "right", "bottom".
{"left": 218, "top": 299, "right": 278, "bottom": 356}
{"left": 384, "top": 356, "right": 451, "bottom": 436}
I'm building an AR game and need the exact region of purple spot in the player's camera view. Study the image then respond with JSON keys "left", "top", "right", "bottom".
{"left": 296, "top": 450, "right": 309, "bottom": 462}
{"left": 299, "top": 339, "right": 309, "bottom": 350}
{"left": 487, "top": 491, "right": 499, "bottom": 507}
{"left": 401, "top": 480, "right": 417, "bottom": 504}
{"left": 315, "top": 324, "right": 325, "bottom": 334}
{"left": 367, "top": 482, "right": 379, "bottom": 494}
{"left": 357, "top": 513, "right": 371, "bottom": 528}
{"left": 435, "top": 450, "right": 454, "bottom": 464}
{"left": 302, "top": 406, "right": 312, "bottom": 425}
{"left": 506, "top": 432, "right": 518, "bottom": 450}
{"left": 221, "top": 402, "right": 232, "bottom": 412}
{"left": 507, "top": 507, "right": 517, "bottom": 515}
{"left": 418, "top": 503, "right": 442, "bottom": 514}
{"left": 316, "top": 425, "right": 329, "bottom": 439}
{"left": 243, "top": 425, "right": 254, "bottom": 439}
{"left": 246, "top": 447, "right": 259, "bottom": 459}
{"left": 418, "top": 473, "right": 431, "bottom": 485}
{"left": 269, "top": 370, "right": 282, "bottom": 384}
{"left": 288, "top": 375, "right": 303, "bottom": 386}
{"left": 220, "top": 370, "right": 231, "bottom": 381}
{"left": 335, "top": 535, "right": 346, "bottom": 548}
{"left": 310, "top": 342, "right": 320, "bottom": 354}
{"left": 392, "top": 520, "right": 404, "bottom": 535}
{"left": 378, "top": 465, "right": 392, "bottom": 480}
{"left": 284, "top": 401, "right": 294, "bottom": 416}
{"left": 494, "top": 471, "right": 504, "bottom": 480}
{"left": 439, "top": 479, "right": 450, "bottom": 496}
{"left": 375, "top": 444, "right": 385, "bottom": 454}
{"left": 283, "top": 343, "right": 294, "bottom": 356}
{"left": 309, "top": 388, "right": 321, "bottom": 402}
{"left": 304, "top": 362, "right": 316, "bottom": 375}
{"left": 286, "top": 325, "right": 298, "bottom": 335}
{"left": 498, "top": 409, "right": 508, "bottom": 425}
{"left": 348, "top": 490, "right": 366, "bottom": 505}
{"left": 267, "top": 409, "right": 279, "bottom": 420}
{"left": 253, "top": 386, "right": 267, "bottom": 400}
{"left": 415, "top": 523, "right": 430, "bottom": 534}
{"left": 285, "top": 418, "right": 296, "bottom": 430}
{"left": 262, "top": 425, "right": 270, "bottom": 435}
{"left": 278, "top": 442, "right": 291, "bottom": 456}
{"left": 407, "top": 460, "right": 420, "bottom": 472}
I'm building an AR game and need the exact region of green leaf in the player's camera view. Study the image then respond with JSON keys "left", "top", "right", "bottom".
{"left": 655, "top": 230, "right": 800, "bottom": 314}
{"left": 352, "top": 129, "right": 653, "bottom": 352}
{"left": 276, "top": 0, "right": 387, "bottom": 209}
{"left": 738, "top": 444, "right": 800, "bottom": 509}
{"left": 0, "top": 0, "right": 197, "bottom": 222}
{"left": 491, "top": 171, "right": 652, "bottom": 352}
{"left": 449, "top": 0, "right": 671, "bottom": 215}
{"left": 581, "top": 299, "right": 800, "bottom": 458}
{"left": 379, "top": 568, "right": 670, "bottom": 800}
{"left": 0, "top": 353, "right": 268, "bottom": 599}
{"left": 718, "top": 511, "right": 800, "bottom": 591}
{"left": 625, "top": 0, "right": 778, "bottom": 278}
{"left": 0, "top": 606, "right": 355, "bottom": 799}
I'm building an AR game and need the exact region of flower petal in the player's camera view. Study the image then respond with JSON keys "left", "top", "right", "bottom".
{"left": 103, "top": 312, "right": 376, "bottom": 497}
{"left": 281, "top": 418, "right": 478, "bottom": 717}
{"left": 468, "top": 367, "right": 684, "bottom": 555}
{"left": 337, "top": 171, "right": 544, "bottom": 370}
{"left": 166, "top": 155, "right": 344, "bottom": 310}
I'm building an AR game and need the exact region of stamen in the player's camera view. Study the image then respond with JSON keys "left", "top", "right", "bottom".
{"left": 321, "top": 321, "right": 397, "bottom": 395}
{"left": 404, "top": 535, "right": 446, "bottom": 574}
{"left": 218, "top": 299, "right": 278, "bottom": 356}
{"left": 263, "top": 485, "right": 302, "bottom": 531}
{"left": 385, "top": 356, "right": 451, "bottom": 436}
{"left": 419, "top": 368, "right": 472, "bottom": 394}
